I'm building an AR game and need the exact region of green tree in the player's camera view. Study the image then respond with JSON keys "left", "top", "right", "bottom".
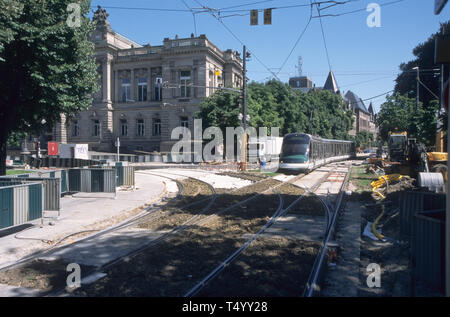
{"left": 394, "top": 21, "right": 449, "bottom": 108}
{"left": 196, "top": 89, "right": 241, "bottom": 133}
{"left": 0, "top": 0, "right": 98, "bottom": 175}
{"left": 196, "top": 80, "right": 354, "bottom": 142}
{"left": 377, "top": 94, "right": 439, "bottom": 146}
{"left": 353, "top": 131, "right": 374, "bottom": 148}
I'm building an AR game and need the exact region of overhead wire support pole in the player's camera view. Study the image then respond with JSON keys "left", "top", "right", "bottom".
{"left": 181, "top": 0, "right": 198, "bottom": 36}
{"left": 242, "top": 45, "right": 248, "bottom": 172}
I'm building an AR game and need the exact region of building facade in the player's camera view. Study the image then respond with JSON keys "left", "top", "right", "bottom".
{"left": 56, "top": 7, "right": 243, "bottom": 154}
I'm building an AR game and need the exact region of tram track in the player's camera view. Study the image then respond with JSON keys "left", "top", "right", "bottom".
{"left": 189, "top": 162, "right": 351, "bottom": 297}
{"left": 64, "top": 172, "right": 307, "bottom": 296}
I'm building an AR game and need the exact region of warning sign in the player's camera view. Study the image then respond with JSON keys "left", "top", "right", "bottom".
{"left": 48, "top": 142, "right": 59, "bottom": 156}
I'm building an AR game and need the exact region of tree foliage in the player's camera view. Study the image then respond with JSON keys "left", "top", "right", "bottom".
{"left": 394, "top": 21, "right": 449, "bottom": 108}
{"left": 377, "top": 94, "right": 439, "bottom": 146}
{"left": 353, "top": 131, "right": 374, "bottom": 148}
{"left": 196, "top": 79, "right": 354, "bottom": 140}
{"left": 0, "top": 0, "right": 99, "bottom": 174}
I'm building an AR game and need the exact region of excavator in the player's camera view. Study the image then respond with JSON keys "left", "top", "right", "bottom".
{"left": 386, "top": 130, "right": 447, "bottom": 192}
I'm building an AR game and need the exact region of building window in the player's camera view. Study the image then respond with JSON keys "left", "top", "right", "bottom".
{"left": 138, "top": 77, "right": 147, "bottom": 102}
{"left": 121, "top": 78, "right": 131, "bottom": 102}
{"left": 137, "top": 119, "right": 145, "bottom": 136}
{"left": 180, "top": 117, "right": 189, "bottom": 129}
{"left": 92, "top": 119, "right": 100, "bottom": 137}
{"left": 153, "top": 118, "right": 161, "bottom": 136}
{"left": 180, "top": 71, "right": 191, "bottom": 97}
{"left": 155, "top": 77, "right": 162, "bottom": 101}
{"left": 72, "top": 120, "right": 79, "bottom": 137}
{"left": 120, "top": 119, "right": 128, "bottom": 136}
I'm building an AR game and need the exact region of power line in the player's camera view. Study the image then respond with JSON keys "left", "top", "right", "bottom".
{"left": 276, "top": 1, "right": 313, "bottom": 75}
{"left": 316, "top": 2, "right": 332, "bottom": 72}
{"left": 180, "top": 0, "right": 198, "bottom": 36}
{"left": 313, "top": 0, "right": 408, "bottom": 18}
{"left": 347, "top": 90, "right": 394, "bottom": 106}
{"left": 219, "top": 0, "right": 276, "bottom": 11}
{"left": 339, "top": 75, "right": 396, "bottom": 88}
{"left": 192, "top": 0, "right": 281, "bottom": 81}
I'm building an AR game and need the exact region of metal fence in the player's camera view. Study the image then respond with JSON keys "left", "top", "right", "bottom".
{"left": 412, "top": 210, "right": 445, "bottom": 292}
{"left": 0, "top": 182, "right": 43, "bottom": 229}
{"left": 99, "top": 164, "right": 135, "bottom": 187}
{"left": 27, "top": 156, "right": 100, "bottom": 168}
{"left": 68, "top": 168, "right": 116, "bottom": 193}
{"left": 115, "top": 165, "right": 135, "bottom": 187}
{"left": 399, "top": 191, "right": 446, "bottom": 239}
{"left": 0, "top": 177, "right": 60, "bottom": 211}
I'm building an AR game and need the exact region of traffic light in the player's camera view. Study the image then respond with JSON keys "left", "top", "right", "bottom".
{"left": 250, "top": 10, "right": 258, "bottom": 25}
{"left": 264, "top": 9, "right": 272, "bottom": 25}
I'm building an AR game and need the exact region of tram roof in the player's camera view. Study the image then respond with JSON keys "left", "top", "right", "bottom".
{"left": 284, "top": 133, "right": 354, "bottom": 143}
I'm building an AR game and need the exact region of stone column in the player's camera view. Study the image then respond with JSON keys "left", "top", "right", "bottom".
{"left": 147, "top": 67, "right": 152, "bottom": 101}
{"left": 115, "top": 70, "right": 120, "bottom": 102}
{"left": 102, "top": 55, "right": 112, "bottom": 103}
{"left": 130, "top": 68, "right": 135, "bottom": 102}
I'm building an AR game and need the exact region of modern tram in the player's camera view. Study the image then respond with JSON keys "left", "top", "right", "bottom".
{"left": 279, "top": 133, "right": 356, "bottom": 172}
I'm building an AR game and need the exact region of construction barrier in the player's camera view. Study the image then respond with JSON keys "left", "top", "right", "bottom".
{"left": 0, "top": 181, "right": 43, "bottom": 229}
{"left": 0, "top": 177, "right": 60, "bottom": 211}
{"left": 99, "top": 164, "right": 135, "bottom": 187}
{"left": 399, "top": 191, "right": 446, "bottom": 240}
{"left": 68, "top": 168, "right": 116, "bottom": 193}
{"left": 412, "top": 209, "right": 446, "bottom": 292}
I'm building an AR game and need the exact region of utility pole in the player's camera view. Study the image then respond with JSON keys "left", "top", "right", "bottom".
{"left": 242, "top": 45, "right": 248, "bottom": 171}
{"left": 116, "top": 137, "right": 120, "bottom": 162}
{"left": 413, "top": 66, "right": 420, "bottom": 111}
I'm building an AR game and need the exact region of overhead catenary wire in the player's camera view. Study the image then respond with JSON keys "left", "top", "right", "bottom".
{"left": 312, "top": 0, "right": 409, "bottom": 18}
{"left": 316, "top": 2, "right": 332, "bottom": 72}
{"left": 192, "top": 0, "right": 281, "bottom": 81}
{"left": 276, "top": 1, "right": 313, "bottom": 75}
{"left": 181, "top": 0, "right": 198, "bottom": 37}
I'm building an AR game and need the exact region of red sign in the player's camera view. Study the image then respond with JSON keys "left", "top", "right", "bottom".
{"left": 48, "top": 142, "right": 59, "bottom": 156}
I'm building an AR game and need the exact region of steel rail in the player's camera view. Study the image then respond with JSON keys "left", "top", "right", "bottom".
{"left": 184, "top": 171, "right": 330, "bottom": 297}
{"left": 46, "top": 172, "right": 300, "bottom": 297}
{"left": 303, "top": 166, "right": 350, "bottom": 297}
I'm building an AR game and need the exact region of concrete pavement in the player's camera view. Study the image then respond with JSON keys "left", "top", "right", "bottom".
{"left": 0, "top": 172, "right": 169, "bottom": 269}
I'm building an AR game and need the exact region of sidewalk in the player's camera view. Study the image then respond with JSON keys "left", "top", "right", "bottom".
{"left": 0, "top": 173, "right": 168, "bottom": 269}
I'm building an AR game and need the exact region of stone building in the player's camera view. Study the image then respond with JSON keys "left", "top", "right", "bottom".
{"left": 344, "top": 91, "right": 378, "bottom": 137}
{"left": 54, "top": 6, "right": 243, "bottom": 154}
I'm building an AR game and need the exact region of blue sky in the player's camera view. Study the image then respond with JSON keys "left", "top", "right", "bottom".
{"left": 90, "top": 0, "right": 449, "bottom": 112}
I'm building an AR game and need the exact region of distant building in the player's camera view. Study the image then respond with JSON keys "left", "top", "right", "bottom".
{"left": 322, "top": 71, "right": 339, "bottom": 94}
{"left": 343, "top": 91, "right": 378, "bottom": 137}
{"left": 48, "top": 6, "right": 243, "bottom": 154}
{"left": 289, "top": 76, "right": 313, "bottom": 93}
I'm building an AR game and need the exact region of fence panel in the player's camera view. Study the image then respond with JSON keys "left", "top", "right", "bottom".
{"left": 0, "top": 187, "right": 14, "bottom": 229}
{"left": 412, "top": 210, "right": 445, "bottom": 291}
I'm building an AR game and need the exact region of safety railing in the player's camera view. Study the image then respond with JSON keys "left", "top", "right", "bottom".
{"left": 0, "top": 181, "right": 43, "bottom": 229}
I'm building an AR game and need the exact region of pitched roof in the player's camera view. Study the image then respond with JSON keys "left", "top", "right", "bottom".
{"left": 323, "top": 71, "right": 339, "bottom": 93}
{"left": 344, "top": 90, "right": 369, "bottom": 113}
{"left": 368, "top": 102, "right": 375, "bottom": 114}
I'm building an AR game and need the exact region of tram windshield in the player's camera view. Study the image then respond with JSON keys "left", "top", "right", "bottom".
{"left": 281, "top": 135, "right": 310, "bottom": 156}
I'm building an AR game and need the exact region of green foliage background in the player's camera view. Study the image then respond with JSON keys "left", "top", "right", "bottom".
{"left": 196, "top": 80, "right": 355, "bottom": 140}
{"left": 0, "top": 0, "right": 99, "bottom": 174}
